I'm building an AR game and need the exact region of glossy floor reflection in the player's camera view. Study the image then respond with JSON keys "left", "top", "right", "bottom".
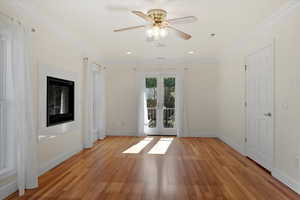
{"left": 122, "top": 137, "right": 153, "bottom": 154}
{"left": 7, "top": 136, "right": 300, "bottom": 200}
{"left": 148, "top": 138, "right": 173, "bottom": 154}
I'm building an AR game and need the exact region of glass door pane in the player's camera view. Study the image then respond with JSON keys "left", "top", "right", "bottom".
{"left": 145, "top": 78, "right": 157, "bottom": 128}
{"left": 163, "top": 77, "right": 175, "bottom": 128}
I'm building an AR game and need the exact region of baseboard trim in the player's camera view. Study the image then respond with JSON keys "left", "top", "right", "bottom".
{"left": 106, "top": 130, "right": 137, "bottom": 136}
{"left": 219, "top": 135, "right": 300, "bottom": 194}
{"left": 0, "top": 147, "right": 84, "bottom": 199}
{"left": 0, "top": 180, "right": 17, "bottom": 199}
{"left": 219, "top": 135, "right": 245, "bottom": 156}
{"left": 38, "top": 146, "right": 83, "bottom": 176}
{"left": 272, "top": 168, "right": 300, "bottom": 194}
{"left": 188, "top": 132, "right": 218, "bottom": 138}
{"left": 106, "top": 130, "right": 219, "bottom": 138}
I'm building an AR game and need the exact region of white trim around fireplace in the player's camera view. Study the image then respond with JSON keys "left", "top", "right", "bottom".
{"left": 38, "top": 65, "right": 81, "bottom": 141}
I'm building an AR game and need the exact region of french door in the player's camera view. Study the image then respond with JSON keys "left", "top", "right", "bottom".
{"left": 246, "top": 44, "right": 274, "bottom": 171}
{"left": 144, "top": 74, "right": 176, "bottom": 135}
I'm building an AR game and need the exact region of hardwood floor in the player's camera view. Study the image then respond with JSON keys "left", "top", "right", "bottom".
{"left": 7, "top": 136, "right": 300, "bottom": 200}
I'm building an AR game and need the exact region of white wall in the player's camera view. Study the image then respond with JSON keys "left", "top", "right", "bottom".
{"left": 106, "top": 65, "right": 137, "bottom": 136}
{"left": 218, "top": 2, "right": 300, "bottom": 192}
{"left": 106, "top": 63, "right": 219, "bottom": 137}
{"left": 33, "top": 30, "right": 84, "bottom": 172}
{"left": 186, "top": 65, "right": 219, "bottom": 137}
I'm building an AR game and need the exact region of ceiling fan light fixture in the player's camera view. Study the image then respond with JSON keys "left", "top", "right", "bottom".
{"left": 146, "top": 26, "right": 168, "bottom": 40}
{"left": 146, "top": 28, "right": 154, "bottom": 37}
{"left": 152, "top": 26, "right": 160, "bottom": 38}
{"left": 159, "top": 28, "right": 168, "bottom": 38}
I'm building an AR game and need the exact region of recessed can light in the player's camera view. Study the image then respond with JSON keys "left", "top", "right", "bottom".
{"left": 188, "top": 51, "right": 195, "bottom": 55}
{"left": 126, "top": 51, "right": 132, "bottom": 55}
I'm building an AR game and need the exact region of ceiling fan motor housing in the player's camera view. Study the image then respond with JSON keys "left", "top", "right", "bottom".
{"left": 147, "top": 9, "right": 167, "bottom": 25}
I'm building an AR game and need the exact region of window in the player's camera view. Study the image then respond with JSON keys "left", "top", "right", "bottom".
{"left": 0, "top": 35, "right": 14, "bottom": 175}
{"left": 0, "top": 36, "right": 7, "bottom": 171}
{"left": 145, "top": 78, "right": 157, "bottom": 128}
{"left": 0, "top": 96, "right": 5, "bottom": 171}
{"left": 163, "top": 77, "right": 175, "bottom": 128}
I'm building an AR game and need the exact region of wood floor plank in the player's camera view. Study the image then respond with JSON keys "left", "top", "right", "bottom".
{"left": 6, "top": 136, "right": 300, "bottom": 200}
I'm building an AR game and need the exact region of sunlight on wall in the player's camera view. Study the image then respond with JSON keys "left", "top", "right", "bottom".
{"left": 122, "top": 137, "right": 153, "bottom": 154}
{"left": 148, "top": 138, "right": 174, "bottom": 155}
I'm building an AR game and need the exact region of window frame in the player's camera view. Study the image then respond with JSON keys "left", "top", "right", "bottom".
{"left": 0, "top": 36, "right": 6, "bottom": 171}
{"left": 0, "top": 34, "right": 16, "bottom": 178}
{"left": 0, "top": 101, "right": 6, "bottom": 170}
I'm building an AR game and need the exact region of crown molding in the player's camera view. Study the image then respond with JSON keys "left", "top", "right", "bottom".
{"left": 259, "top": 0, "right": 300, "bottom": 28}
{"left": 218, "top": 0, "right": 300, "bottom": 56}
{"left": 1, "top": 0, "right": 100, "bottom": 62}
{"left": 101, "top": 57, "right": 218, "bottom": 66}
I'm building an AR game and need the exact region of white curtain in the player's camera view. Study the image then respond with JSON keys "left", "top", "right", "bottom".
{"left": 83, "top": 59, "right": 94, "bottom": 148}
{"left": 0, "top": 18, "right": 38, "bottom": 195}
{"left": 175, "top": 69, "right": 189, "bottom": 137}
{"left": 93, "top": 67, "right": 106, "bottom": 140}
{"left": 136, "top": 72, "right": 147, "bottom": 136}
{"left": 83, "top": 61, "right": 106, "bottom": 148}
{"left": 97, "top": 69, "right": 106, "bottom": 140}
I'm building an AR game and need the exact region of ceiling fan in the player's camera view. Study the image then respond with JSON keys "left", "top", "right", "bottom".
{"left": 113, "top": 9, "right": 197, "bottom": 40}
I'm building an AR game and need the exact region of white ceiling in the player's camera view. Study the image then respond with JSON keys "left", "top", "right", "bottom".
{"left": 6, "top": 0, "right": 290, "bottom": 64}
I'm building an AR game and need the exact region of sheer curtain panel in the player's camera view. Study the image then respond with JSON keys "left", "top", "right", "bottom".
{"left": 0, "top": 16, "right": 38, "bottom": 196}
{"left": 83, "top": 61, "right": 106, "bottom": 148}
{"left": 175, "top": 69, "right": 189, "bottom": 137}
{"left": 83, "top": 59, "right": 94, "bottom": 148}
{"left": 136, "top": 72, "right": 147, "bottom": 136}
{"left": 97, "top": 69, "right": 106, "bottom": 140}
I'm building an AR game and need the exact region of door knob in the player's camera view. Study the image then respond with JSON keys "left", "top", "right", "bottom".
{"left": 264, "top": 113, "right": 272, "bottom": 117}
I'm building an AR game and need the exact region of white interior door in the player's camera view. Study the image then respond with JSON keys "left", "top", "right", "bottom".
{"left": 246, "top": 44, "right": 274, "bottom": 171}
{"left": 145, "top": 74, "right": 176, "bottom": 135}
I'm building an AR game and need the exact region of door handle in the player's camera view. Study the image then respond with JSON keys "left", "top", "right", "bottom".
{"left": 264, "top": 113, "right": 272, "bottom": 117}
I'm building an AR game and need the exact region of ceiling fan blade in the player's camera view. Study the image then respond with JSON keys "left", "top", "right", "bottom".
{"left": 166, "top": 16, "right": 197, "bottom": 25}
{"left": 132, "top": 11, "right": 154, "bottom": 23}
{"left": 167, "top": 26, "right": 192, "bottom": 40}
{"left": 114, "top": 25, "right": 146, "bottom": 32}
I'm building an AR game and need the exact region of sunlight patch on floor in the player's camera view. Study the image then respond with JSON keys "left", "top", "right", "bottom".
{"left": 148, "top": 138, "right": 174, "bottom": 155}
{"left": 122, "top": 137, "right": 153, "bottom": 154}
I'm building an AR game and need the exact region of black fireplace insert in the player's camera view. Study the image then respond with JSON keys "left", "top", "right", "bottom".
{"left": 47, "top": 76, "right": 75, "bottom": 127}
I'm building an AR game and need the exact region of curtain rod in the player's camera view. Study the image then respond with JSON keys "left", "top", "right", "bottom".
{"left": 83, "top": 58, "right": 106, "bottom": 70}
{"left": 93, "top": 62, "right": 106, "bottom": 70}
{"left": 0, "top": 11, "right": 36, "bottom": 32}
